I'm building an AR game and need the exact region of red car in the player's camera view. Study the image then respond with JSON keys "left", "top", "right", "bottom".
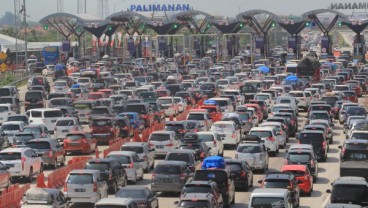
{"left": 342, "top": 90, "right": 358, "bottom": 103}
{"left": 64, "top": 132, "right": 97, "bottom": 154}
{"left": 281, "top": 164, "right": 313, "bottom": 196}
{"left": 87, "top": 92, "right": 106, "bottom": 100}
{"left": 244, "top": 103, "right": 264, "bottom": 122}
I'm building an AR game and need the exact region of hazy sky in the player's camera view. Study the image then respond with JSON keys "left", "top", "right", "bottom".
{"left": 0, "top": 0, "right": 364, "bottom": 22}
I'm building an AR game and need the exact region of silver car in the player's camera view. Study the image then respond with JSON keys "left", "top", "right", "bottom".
{"left": 107, "top": 151, "right": 144, "bottom": 184}
{"left": 64, "top": 169, "right": 108, "bottom": 204}
{"left": 235, "top": 140, "right": 269, "bottom": 172}
{"left": 151, "top": 161, "right": 193, "bottom": 193}
{"left": 197, "top": 131, "right": 224, "bottom": 156}
{"left": 21, "top": 188, "right": 68, "bottom": 208}
{"left": 339, "top": 103, "right": 359, "bottom": 124}
{"left": 260, "top": 122, "right": 287, "bottom": 148}
{"left": 120, "top": 142, "right": 155, "bottom": 173}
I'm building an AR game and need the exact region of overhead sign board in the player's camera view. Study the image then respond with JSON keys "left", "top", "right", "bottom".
{"left": 331, "top": 2, "right": 368, "bottom": 10}
{"left": 130, "top": 4, "right": 190, "bottom": 12}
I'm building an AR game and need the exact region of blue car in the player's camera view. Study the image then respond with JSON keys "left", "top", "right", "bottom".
{"left": 117, "top": 112, "right": 145, "bottom": 131}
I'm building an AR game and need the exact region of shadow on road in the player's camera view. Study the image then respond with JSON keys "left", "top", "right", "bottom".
{"left": 315, "top": 177, "right": 329, "bottom": 185}
{"left": 311, "top": 190, "right": 322, "bottom": 197}
{"left": 325, "top": 156, "right": 339, "bottom": 163}
{"left": 328, "top": 148, "right": 339, "bottom": 154}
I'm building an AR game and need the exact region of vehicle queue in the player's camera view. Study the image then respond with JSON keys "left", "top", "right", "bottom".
{"left": 0, "top": 53, "right": 367, "bottom": 208}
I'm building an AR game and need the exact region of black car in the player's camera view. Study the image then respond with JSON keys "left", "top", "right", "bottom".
{"left": 115, "top": 187, "right": 159, "bottom": 208}
{"left": 285, "top": 147, "right": 319, "bottom": 180}
{"left": 199, "top": 82, "right": 218, "bottom": 98}
{"left": 338, "top": 139, "right": 368, "bottom": 179}
{"left": 258, "top": 172, "right": 300, "bottom": 208}
{"left": 326, "top": 176, "right": 368, "bottom": 206}
{"left": 178, "top": 141, "right": 210, "bottom": 161}
{"left": 12, "top": 133, "right": 35, "bottom": 147}
{"left": 225, "top": 159, "right": 253, "bottom": 191}
{"left": 297, "top": 130, "right": 328, "bottom": 162}
{"left": 115, "top": 116, "right": 132, "bottom": 138}
{"left": 85, "top": 158, "right": 128, "bottom": 194}
{"left": 273, "top": 112, "right": 297, "bottom": 136}
{"left": 24, "top": 91, "right": 45, "bottom": 111}
{"left": 165, "top": 121, "right": 197, "bottom": 138}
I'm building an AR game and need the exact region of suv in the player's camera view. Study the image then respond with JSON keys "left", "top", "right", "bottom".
{"left": 193, "top": 168, "right": 235, "bottom": 207}
{"left": 338, "top": 139, "right": 368, "bottom": 179}
{"left": 326, "top": 177, "right": 368, "bottom": 206}
{"left": 85, "top": 158, "right": 127, "bottom": 194}
{"left": 187, "top": 109, "right": 213, "bottom": 130}
{"left": 224, "top": 159, "right": 253, "bottom": 191}
{"left": 249, "top": 127, "right": 279, "bottom": 156}
{"left": 120, "top": 142, "right": 155, "bottom": 173}
{"left": 26, "top": 138, "right": 65, "bottom": 169}
{"left": 165, "top": 149, "right": 201, "bottom": 172}
{"left": 181, "top": 181, "right": 224, "bottom": 206}
{"left": 125, "top": 103, "right": 154, "bottom": 127}
{"left": 248, "top": 188, "right": 294, "bottom": 208}
{"left": 151, "top": 161, "right": 193, "bottom": 193}
{"left": 148, "top": 131, "right": 180, "bottom": 158}
{"left": 297, "top": 130, "right": 328, "bottom": 161}
{"left": 235, "top": 135, "right": 269, "bottom": 172}
{"left": 24, "top": 91, "right": 45, "bottom": 111}
{"left": 258, "top": 172, "right": 300, "bottom": 207}
{"left": 90, "top": 117, "right": 119, "bottom": 144}
{"left": 176, "top": 193, "right": 221, "bottom": 208}
{"left": 286, "top": 144, "right": 319, "bottom": 181}
{"left": 0, "top": 147, "right": 43, "bottom": 182}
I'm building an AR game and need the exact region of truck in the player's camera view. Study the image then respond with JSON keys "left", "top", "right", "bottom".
{"left": 296, "top": 56, "right": 321, "bottom": 83}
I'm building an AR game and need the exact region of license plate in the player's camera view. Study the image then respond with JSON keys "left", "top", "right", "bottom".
{"left": 74, "top": 188, "right": 86, "bottom": 192}
{"left": 156, "top": 145, "right": 164, "bottom": 149}
{"left": 62, "top": 130, "right": 68, "bottom": 132}
{"left": 51, "top": 120, "right": 56, "bottom": 122}
{"left": 70, "top": 143, "right": 79, "bottom": 146}
{"left": 5, "top": 164, "right": 14, "bottom": 168}
{"left": 163, "top": 178, "right": 172, "bottom": 183}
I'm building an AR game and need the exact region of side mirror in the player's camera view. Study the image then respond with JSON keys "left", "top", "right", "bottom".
{"left": 174, "top": 201, "right": 179, "bottom": 206}
{"left": 338, "top": 145, "right": 342, "bottom": 149}
{"left": 37, "top": 153, "right": 43, "bottom": 157}
{"left": 326, "top": 189, "right": 331, "bottom": 193}
{"left": 257, "top": 180, "right": 263, "bottom": 184}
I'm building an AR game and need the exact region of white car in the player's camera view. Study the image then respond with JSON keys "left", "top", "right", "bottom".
{"left": 54, "top": 117, "right": 81, "bottom": 140}
{"left": 120, "top": 142, "right": 155, "bottom": 173}
{"left": 157, "top": 97, "right": 179, "bottom": 116}
{"left": 173, "top": 97, "right": 187, "bottom": 113}
{"left": 0, "top": 104, "right": 15, "bottom": 125}
{"left": 64, "top": 169, "right": 108, "bottom": 204}
{"left": 210, "top": 121, "right": 241, "bottom": 148}
{"left": 249, "top": 127, "right": 279, "bottom": 156}
{"left": 0, "top": 147, "right": 43, "bottom": 182}
{"left": 197, "top": 131, "right": 224, "bottom": 156}
{"left": 42, "top": 64, "right": 55, "bottom": 76}
{"left": 260, "top": 122, "right": 287, "bottom": 148}
{"left": 107, "top": 151, "right": 144, "bottom": 184}
{"left": 53, "top": 81, "right": 69, "bottom": 93}
{"left": 1, "top": 121, "right": 25, "bottom": 144}
{"left": 223, "top": 89, "right": 244, "bottom": 105}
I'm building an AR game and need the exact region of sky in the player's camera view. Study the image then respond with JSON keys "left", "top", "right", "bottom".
{"left": 0, "top": 0, "right": 365, "bottom": 22}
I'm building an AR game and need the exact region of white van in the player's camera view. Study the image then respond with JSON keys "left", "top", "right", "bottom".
{"left": 249, "top": 188, "right": 294, "bottom": 208}
{"left": 148, "top": 131, "right": 180, "bottom": 157}
{"left": 25, "top": 108, "right": 63, "bottom": 132}
{"left": 54, "top": 117, "right": 81, "bottom": 140}
{"left": 0, "top": 104, "right": 15, "bottom": 124}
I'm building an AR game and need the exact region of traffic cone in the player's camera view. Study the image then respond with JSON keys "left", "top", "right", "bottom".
{"left": 36, "top": 173, "right": 47, "bottom": 188}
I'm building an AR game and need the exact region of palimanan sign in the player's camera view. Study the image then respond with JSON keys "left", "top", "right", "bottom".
{"left": 331, "top": 2, "right": 368, "bottom": 10}
{"left": 130, "top": 4, "right": 190, "bottom": 12}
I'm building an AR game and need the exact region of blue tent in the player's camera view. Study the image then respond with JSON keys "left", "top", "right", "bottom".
{"left": 258, "top": 65, "right": 270, "bottom": 73}
{"left": 201, "top": 156, "right": 225, "bottom": 169}
{"left": 55, "top": 64, "right": 65, "bottom": 70}
{"left": 71, "top": 84, "right": 80, "bottom": 89}
{"left": 285, "top": 75, "right": 298, "bottom": 81}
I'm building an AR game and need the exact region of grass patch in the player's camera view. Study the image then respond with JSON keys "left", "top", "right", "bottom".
{"left": 0, "top": 73, "right": 15, "bottom": 87}
{"left": 338, "top": 33, "right": 351, "bottom": 48}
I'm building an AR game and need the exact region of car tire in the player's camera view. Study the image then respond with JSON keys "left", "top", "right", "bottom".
{"left": 150, "top": 161, "right": 155, "bottom": 170}
{"left": 306, "top": 190, "right": 312, "bottom": 197}
{"left": 40, "top": 164, "right": 43, "bottom": 173}
{"left": 144, "top": 166, "right": 149, "bottom": 173}
{"left": 243, "top": 181, "right": 248, "bottom": 191}
{"left": 52, "top": 159, "right": 58, "bottom": 169}
{"left": 329, "top": 137, "right": 333, "bottom": 144}
{"left": 60, "top": 156, "right": 66, "bottom": 166}
{"left": 231, "top": 195, "right": 235, "bottom": 204}
{"left": 110, "top": 181, "right": 118, "bottom": 194}
{"left": 27, "top": 167, "right": 33, "bottom": 183}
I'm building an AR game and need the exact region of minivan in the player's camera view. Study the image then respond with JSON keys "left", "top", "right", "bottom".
{"left": 25, "top": 108, "right": 63, "bottom": 132}
{"left": 248, "top": 188, "right": 294, "bottom": 208}
{"left": 24, "top": 91, "right": 45, "bottom": 111}
{"left": 148, "top": 131, "right": 180, "bottom": 158}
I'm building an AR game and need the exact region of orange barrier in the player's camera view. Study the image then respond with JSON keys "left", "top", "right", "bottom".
{"left": 103, "top": 138, "right": 128, "bottom": 158}
{"left": 176, "top": 107, "right": 191, "bottom": 121}
{"left": 0, "top": 183, "right": 30, "bottom": 208}
{"left": 46, "top": 156, "right": 92, "bottom": 189}
{"left": 95, "top": 146, "right": 100, "bottom": 158}
{"left": 210, "top": 112, "right": 223, "bottom": 122}
{"left": 153, "top": 122, "right": 165, "bottom": 131}
{"left": 133, "top": 129, "right": 142, "bottom": 142}
{"left": 36, "top": 173, "right": 47, "bottom": 188}
{"left": 141, "top": 128, "right": 151, "bottom": 142}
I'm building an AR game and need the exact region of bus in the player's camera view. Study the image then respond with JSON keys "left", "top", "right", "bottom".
{"left": 42, "top": 46, "right": 59, "bottom": 65}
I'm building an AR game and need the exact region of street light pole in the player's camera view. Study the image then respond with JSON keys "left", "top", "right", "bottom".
{"left": 231, "top": 3, "right": 247, "bottom": 14}
{"left": 114, "top": 0, "right": 126, "bottom": 13}
{"left": 21, "top": 0, "right": 28, "bottom": 72}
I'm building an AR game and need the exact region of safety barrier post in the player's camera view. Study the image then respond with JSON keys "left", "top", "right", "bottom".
{"left": 36, "top": 173, "right": 47, "bottom": 188}
{"left": 95, "top": 146, "right": 100, "bottom": 158}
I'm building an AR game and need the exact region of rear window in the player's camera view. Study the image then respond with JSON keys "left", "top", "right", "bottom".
{"left": 198, "top": 134, "right": 214, "bottom": 142}
{"left": 299, "top": 133, "right": 324, "bottom": 143}
{"left": 107, "top": 155, "right": 131, "bottom": 164}
{"left": 44, "top": 110, "right": 62, "bottom": 118}
{"left": 200, "top": 84, "right": 215, "bottom": 90}
{"left": 251, "top": 197, "right": 285, "bottom": 207}
{"left": 310, "top": 112, "right": 329, "bottom": 120}
{"left": 187, "top": 113, "right": 205, "bottom": 120}
{"left": 26, "top": 141, "right": 51, "bottom": 150}
{"left": 211, "top": 124, "right": 234, "bottom": 132}
{"left": 0, "top": 98, "right": 13, "bottom": 104}
{"left": 125, "top": 105, "right": 146, "bottom": 114}
{"left": 150, "top": 133, "right": 170, "bottom": 141}
{"left": 0, "top": 88, "right": 11, "bottom": 97}
{"left": 74, "top": 103, "right": 91, "bottom": 110}
{"left": 283, "top": 170, "right": 305, "bottom": 177}
{"left": 67, "top": 173, "right": 93, "bottom": 184}
{"left": 154, "top": 164, "right": 182, "bottom": 174}
{"left": 287, "top": 153, "right": 311, "bottom": 162}
{"left": 25, "top": 92, "right": 42, "bottom": 100}
{"left": 264, "top": 179, "right": 290, "bottom": 188}
{"left": 166, "top": 153, "right": 190, "bottom": 163}
{"left": 14, "top": 135, "right": 34, "bottom": 143}
{"left": 227, "top": 163, "right": 242, "bottom": 171}
{"left": 165, "top": 124, "right": 185, "bottom": 131}
{"left": 347, "top": 107, "right": 366, "bottom": 115}
{"left": 289, "top": 92, "right": 304, "bottom": 97}
{"left": 194, "top": 170, "right": 227, "bottom": 185}
{"left": 178, "top": 201, "right": 210, "bottom": 207}
{"left": 91, "top": 108, "right": 109, "bottom": 115}
{"left": 66, "top": 134, "right": 85, "bottom": 140}
{"left": 0, "top": 152, "right": 21, "bottom": 160}
{"left": 249, "top": 131, "right": 271, "bottom": 138}
{"left": 321, "top": 97, "right": 338, "bottom": 106}
{"left": 237, "top": 145, "right": 261, "bottom": 153}
{"left": 85, "top": 162, "right": 109, "bottom": 171}
{"left": 0, "top": 106, "right": 9, "bottom": 112}
{"left": 56, "top": 119, "right": 74, "bottom": 126}
{"left": 92, "top": 119, "right": 112, "bottom": 126}
{"left": 350, "top": 133, "right": 368, "bottom": 140}
{"left": 120, "top": 146, "right": 144, "bottom": 153}
{"left": 1, "top": 124, "right": 20, "bottom": 131}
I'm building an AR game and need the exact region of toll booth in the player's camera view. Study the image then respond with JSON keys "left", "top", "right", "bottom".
{"left": 287, "top": 36, "right": 301, "bottom": 59}
{"left": 321, "top": 35, "right": 332, "bottom": 55}
{"left": 353, "top": 35, "right": 365, "bottom": 55}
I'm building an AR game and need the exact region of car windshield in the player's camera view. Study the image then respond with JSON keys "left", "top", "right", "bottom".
{"left": 1, "top": 124, "right": 20, "bottom": 131}
{"left": 26, "top": 141, "right": 51, "bottom": 150}
{"left": 25, "top": 92, "right": 42, "bottom": 100}
{"left": 251, "top": 197, "right": 285, "bottom": 208}
{"left": 121, "top": 146, "right": 144, "bottom": 153}
{"left": 227, "top": 163, "right": 242, "bottom": 171}
{"left": 264, "top": 179, "right": 290, "bottom": 188}
{"left": 200, "top": 84, "right": 215, "bottom": 90}
{"left": 92, "top": 119, "right": 112, "bottom": 126}
{"left": 0, "top": 152, "right": 21, "bottom": 160}
{"left": 165, "top": 124, "right": 185, "bottom": 131}
{"left": 14, "top": 135, "right": 34, "bottom": 143}
{"left": 237, "top": 145, "right": 262, "bottom": 153}
{"left": 288, "top": 153, "right": 311, "bottom": 162}
{"left": 187, "top": 114, "right": 204, "bottom": 120}
{"left": 116, "top": 189, "right": 146, "bottom": 198}
{"left": 7, "top": 116, "right": 26, "bottom": 122}
{"left": 107, "top": 155, "right": 131, "bottom": 164}
{"left": 154, "top": 165, "right": 181, "bottom": 174}
{"left": 273, "top": 106, "right": 288, "bottom": 112}
{"left": 289, "top": 92, "right": 304, "bottom": 97}
{"left": 211, "top": 124, "right": 234, "bottom": 132}
{"left": 299, "top": 133, "right": 324, "bottom": 143}
{"left": 158, "top": 99, "right": 173, "bottom": 104}
{"left": 347, "top": 108, "right": 366, "bottom": 115}
{"left": 91, "top": 108, "right": 109, "bottom": 115}
{"left": 67, "top": 174, "right": 93, "bottom": 184}
{"left": 0, "top": 106, "right": 9, "bottom": 112}
{"left": 85, "top": 163, "right": 109, "bottom": 171}
{"left": 332, "top": 185, "right": 368, "bottom": 204}
{"left": 343, "top": 150, "right": 368, "bottom": 161}
{"left": 150, "top": 134, "right": 170, "bottom": 141}
{"left": 166, "top": 153, "right": 190, "bottom": 163}
{"left": 250, "top": 131, "right": 271, "bottom": 138}
{"left": 23, "top": 127, "right": 41, "bottom": 134}
{"left": 311, "top": 113, "right": 329, "bottom": 120}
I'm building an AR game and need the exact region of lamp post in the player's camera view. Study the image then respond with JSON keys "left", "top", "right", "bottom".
{"left": 114, "top": 0, "right": 126, "bottom": 13}
{"left": 231, "top": 3, "right": 247, "bottom": 14}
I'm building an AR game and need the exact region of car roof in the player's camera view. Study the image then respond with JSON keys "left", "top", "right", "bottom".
{"left": 251, "top": 188, "right": 289, "bottom": 196}
{"left": 250, "top": 127, "right": 274, "bottom": 131}
{"left": 168, "top": 149, "right": 195, "bottom": 154}
{"left": 69, "top": 169, "right": 99, "bottom": 174}
{"left": 325, "top": 204, "right": 362, "bottom": 208}
{"left": 108, "top": 151, "right": 136, "bottom": 156}
{"left": 333, "top": 176, "right": 368, "bottom": 185}
{"left": 0, "top": 147, "right": 30, "bottom": 153}
{"left": 156, "top": 160, "right": 187, "bottom": 166}
{"left": 265, "top": 172, "right": 294, "bottom": 180}
{"left": 95, "top": 197, "right": 135, "bottom": 205}
{"left": 122, "top": 142, "right": 146, "bottom": 147}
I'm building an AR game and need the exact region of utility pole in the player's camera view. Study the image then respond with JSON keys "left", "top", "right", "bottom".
{"left": 13, "top": 0, "right": 19, "bottom": 67}
{"left": 20, "top": 0, "right": 28, "bottom": 72}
